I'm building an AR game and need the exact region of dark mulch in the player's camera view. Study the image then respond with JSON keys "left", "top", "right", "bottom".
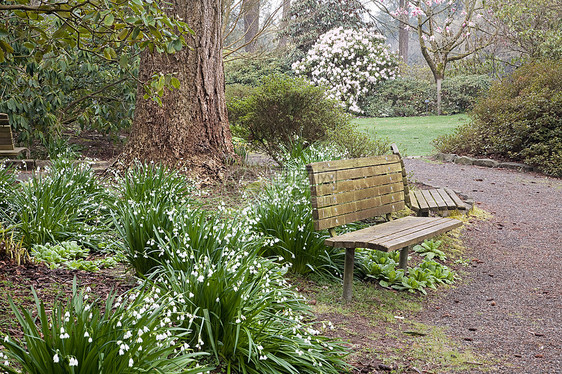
{"left": 405, "top": 158, "right": 562, "bottom": 374}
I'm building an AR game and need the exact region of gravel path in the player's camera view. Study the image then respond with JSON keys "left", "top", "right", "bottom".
{"left": 404, "top": 158, "right": 562, "bottom": 373}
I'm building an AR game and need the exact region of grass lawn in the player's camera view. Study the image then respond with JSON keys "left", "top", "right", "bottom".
{"left": 353, "top": 114, "right": 468, "bottom": 156}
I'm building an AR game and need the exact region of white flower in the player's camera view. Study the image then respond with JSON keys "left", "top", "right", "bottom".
{"left": 129, "top": 358, "right": 134, "bottom": 367}
{"left": 53, "top": 353, "right": 60, "bottom": 363}
{"left": 69, "top": 357, "right": 78, "bottom": 366}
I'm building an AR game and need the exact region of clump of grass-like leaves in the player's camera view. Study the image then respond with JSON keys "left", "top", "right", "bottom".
{"left": 147, "top": 208, "right": 349, "bottom": 374}
{"left": 0, "top": 279, "right": 208, "bottom": 374}
{"left": 111, "top": 162, "right": 196, "bottom": 276}
{"left": 2, "top": 159, "right": 113, "bottom": 250}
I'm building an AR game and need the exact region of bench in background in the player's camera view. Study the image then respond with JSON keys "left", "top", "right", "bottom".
{"left": 0, "top": 113, "right": 29, "bottom": 159}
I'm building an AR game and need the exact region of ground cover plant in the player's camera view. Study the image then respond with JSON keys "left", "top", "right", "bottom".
{"left": 0, "top": 279, "right": 208, "bottom": 374}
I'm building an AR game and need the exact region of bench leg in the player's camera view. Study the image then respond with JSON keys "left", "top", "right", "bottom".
{"left": 342, "top": 248, "right": 355, "bottom": 302}
{"left": 398, "top": 246, "right": 410, "bottom": 271}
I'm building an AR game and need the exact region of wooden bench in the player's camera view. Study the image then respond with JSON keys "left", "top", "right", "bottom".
{"left": 306, "top": 145, "right": 462, "bottom": 301}
{"left": 409, "top": 187, "right": 467, "bottom": 217}
{"left": 0, "top": 113, "right": 29, "bottom": 159}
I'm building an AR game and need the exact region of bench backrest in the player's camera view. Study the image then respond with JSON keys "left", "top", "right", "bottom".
{"left": 307, "top": 147, "right": 410, "bottom": 231}
{"left": 0, "top": 113, "right": 15, "bottom": 151}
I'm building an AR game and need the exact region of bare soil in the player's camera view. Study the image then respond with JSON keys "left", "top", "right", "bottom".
{"left": 404, "top": 158, "right": 562, "bottom": 374}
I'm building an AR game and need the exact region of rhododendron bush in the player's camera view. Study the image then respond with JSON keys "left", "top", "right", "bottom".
{"left": 292, "top": 27, "right": 399, "bottom": 113}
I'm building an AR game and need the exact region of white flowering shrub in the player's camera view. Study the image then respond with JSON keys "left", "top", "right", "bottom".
{"left": 0, "top": 280, "right": 207, "bottom": 374}
{"left": 292, "top": 27, "right": 400, "bottom": 113}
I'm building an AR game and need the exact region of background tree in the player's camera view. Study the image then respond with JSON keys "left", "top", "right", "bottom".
{"left": 489, "top": 0, "right": 562, "bottom": 61}
{"left": 398, "top": 0, "right": 409, "bottom": 63}
{"left": 243, "top": 0, "right": 260, "bottom": 52}
{"left": 373, "top": 0, "right": 496, "bottom": 114}
{"left": 122, "top": 0, "right": 234, "bottom": 174}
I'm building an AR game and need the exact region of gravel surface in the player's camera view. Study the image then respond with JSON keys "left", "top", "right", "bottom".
{"left": 404, "top": 158, "right": 562, "bottom": 374}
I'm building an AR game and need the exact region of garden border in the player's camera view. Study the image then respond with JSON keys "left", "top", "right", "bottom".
{"left": 430, "top": 153, "right": 535, "bottom": 172}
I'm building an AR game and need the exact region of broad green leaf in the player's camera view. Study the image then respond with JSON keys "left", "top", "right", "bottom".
{"left": 119, "top": 54, "right": 129, "bottom": 69}
{"left": 170, "top": 77, "right": 180, "bottom": 89}
{"left": 0, "top": 39, "right": 14, "bottom": 53}
{"left": 104, "top": 14, "right": 115, "bottom": 27}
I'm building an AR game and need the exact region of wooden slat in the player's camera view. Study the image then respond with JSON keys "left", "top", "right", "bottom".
{"left": 421, "top": 190, "right": 439, "bottom": 209}
{"left": 0, "top": 145, "right": 15, "bottom": 150}
{"left": 314, "top": 201, "right": 405, "bottom": 231}
{"left": 314, "top": 190, "right": 404, "bottom": 220}
{"left": 435, "top": 188, "right": 456, "bottom": 209}
{"left": 413, "top": 190, "right": 429, "bottom": 211}
{"left": 0, "top": 113, "right": 8, "bottom": 122}
{"left": 445, "top": 188, "right": 466, "bottom": 209}
{"left": 325, "top": 216, "right": 436, "bottom": 248}
{"left": 429, "top": 189, "right": 447, "bottom": 209}
{"left": 313, "top": 172, "right": 403, "bottom": 197}
{"left": 373, "top": 219, "right": 463, "bottom": 251}
{"left": 312, "top": 181, "right": 404, "bottom": 209}
{"left": 310, "top": 162, "right": 403, "bottom": 185}
{"left": 306, "top": 154, "right": 400, "bottom": 173}
{"left": 409, "top": 191, "right": 420, "bottom": 212}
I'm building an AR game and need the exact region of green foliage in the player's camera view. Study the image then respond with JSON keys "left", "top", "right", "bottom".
{"left": 225, "top": 57, "right": 292, "bottom": 87}
{"left": 441, "top": 75, "right": 493, "bottom": 115}
{"left": 30, "top": 241, "right": 121, "bottom": 272}
{"left": 249, "top": 143, "right": 346, "bottom": 278}
{"left": 227, "top": 74, "right": 350, "bottom": 162}
{"left": 434, "top": 60, "right": 562, "bottom": 177}
{"left": 0, "top": 47, "right": 137, "bottom": 146}
{"left": 2, "top": 159, "right": 113, "bottom": 250}
{"left": 0, "top": 164, "right": 17, "bottom": 211}
{"left": 363, "top": 75, "right": 491, "bottom": 117}
{"left": 358, "top": 241, "right": 456, "bottom": 295}
{"left": 0, "top": 0, "right": 192, "bottom": 64}
{"left": 0, "top": 280, "right": 207, "bottom": 373}
{"left": 31, "top": 241, "right": 88, "bottom": 268}
{"left": 489, "top": 0, "right": 562, "bottom": 60}
{"left": 145, "top": 207, "right": 349, "bottom": 374}
{"left": 287, "top": 0, "right": 370, "bottom": 54}
{"left": 112, "top": 162, "right": 196, "bottom": 276}
{"left": 363, "top": 78, "right": 435, "bottom": 117}
{"left": 413, "top": 239, "right": 446, "bottom": 261}
{"left": 324, "top": 122, "right": 389, "bottom": 158}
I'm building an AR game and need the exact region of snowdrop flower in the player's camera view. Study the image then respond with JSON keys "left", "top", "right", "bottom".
{"left": 53, "top": 353, "right": 60, "bottom": 363}
{"left": 69, "top": 357, "right": 78, "bottom": 366}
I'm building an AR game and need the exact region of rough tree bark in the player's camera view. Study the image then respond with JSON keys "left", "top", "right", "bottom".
{"left": 121, "top": 0, "right": 233, "bottom": 175}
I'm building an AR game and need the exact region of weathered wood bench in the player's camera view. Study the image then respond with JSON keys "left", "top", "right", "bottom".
{"left": 409, "top": 187, "right": 467, "bottom": 217}
{"left": 306, "top": 145, "right": 462, "bottom": 301}
{"left": 0, "top": 113, "right": 29, "bottom": 159}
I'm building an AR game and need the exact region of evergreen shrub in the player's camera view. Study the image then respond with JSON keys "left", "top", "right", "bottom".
{"left": 434, "top": 60, "right": 562, "bottom": 177}
{"left": 227, "top": 75, "right": 350, "bottom": 162}
{"left": 363, "top": 75, "right": 491, "bottom": 117}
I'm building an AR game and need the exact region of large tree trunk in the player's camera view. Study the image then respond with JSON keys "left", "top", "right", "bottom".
{"left": 243, "top": 0, "right": 260, "bottom": 52}
{"left": 398, "top": 0, "right": 408, "bottom": 63}
{"left": 121, "top": 0, "right": 233, "bottom": 175}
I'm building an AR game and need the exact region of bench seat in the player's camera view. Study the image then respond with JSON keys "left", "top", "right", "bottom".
{"left": 409, "top": 188, "right": 467, "bottom": 216}
{"left": 325, "top": 216, "right": 462, "bottom": 251}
